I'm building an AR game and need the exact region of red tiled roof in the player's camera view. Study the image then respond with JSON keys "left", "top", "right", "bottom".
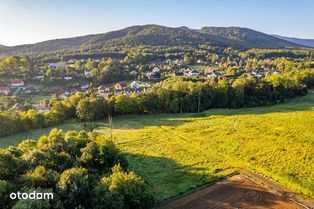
{"left": 11, "top": 79, "right": 24, "bottom": 84}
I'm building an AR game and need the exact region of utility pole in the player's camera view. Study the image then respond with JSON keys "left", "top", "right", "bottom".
{"left": 108, "top": 113, "right": 113, "bottom": 140}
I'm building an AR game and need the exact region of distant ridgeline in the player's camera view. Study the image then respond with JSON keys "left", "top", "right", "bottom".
{"left": 0, "top": 25, "right": 308, "bottom": 58}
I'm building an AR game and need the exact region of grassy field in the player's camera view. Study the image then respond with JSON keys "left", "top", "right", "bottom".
{"left": 0, "top": 119, "right": 105, "bottom": 147}
{"left": 29, "top": 94, "right": 52, "bottom": 105}
{"left": 1, "top": 93, "right": 313, "bottom": 202}
{"left": 189, "top": 64, "right": 208, "bottom": 72}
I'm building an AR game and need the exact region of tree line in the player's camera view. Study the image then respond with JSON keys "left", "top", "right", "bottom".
{"left": 1, "top": 72, "right": 311, "bottom": 137}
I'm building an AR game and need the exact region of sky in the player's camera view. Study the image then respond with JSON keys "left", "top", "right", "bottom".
{"left": 0, "top": 0, "right": 314, "bottom": 46}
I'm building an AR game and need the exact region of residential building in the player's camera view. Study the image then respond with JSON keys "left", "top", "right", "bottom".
{"left": 0, "top": 86, "right": 11, "bottom": 95}
{"left": 187, "top": 70, "right": 200, "bottom": 77}
{"left": 11, "top": 79, "right": 24, "bottom": 87}
{"left": 115, "top": 82, "right": 127, "bottom": 91}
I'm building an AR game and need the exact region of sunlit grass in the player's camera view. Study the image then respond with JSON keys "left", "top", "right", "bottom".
{"left": 1, "top": 93, "right": 313, "bottom": 202}
{"left": 105, "top": 93, "right": 314, "bottom": 201}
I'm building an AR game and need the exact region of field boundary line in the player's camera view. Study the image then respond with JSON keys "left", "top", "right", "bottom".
{"left": 155, "top": 170, "right": 314, "bottom": 209}
{"left": 240, "top": 170, "right": 313, "bottom": 209}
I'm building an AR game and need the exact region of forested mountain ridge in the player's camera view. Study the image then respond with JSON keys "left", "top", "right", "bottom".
{"left": 0, "top": 25, "right": 304, "bottom": 56}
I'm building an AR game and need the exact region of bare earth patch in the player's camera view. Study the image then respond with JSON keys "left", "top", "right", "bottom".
{"left": 158, "top": 174, "right": 311, "bottom": 209}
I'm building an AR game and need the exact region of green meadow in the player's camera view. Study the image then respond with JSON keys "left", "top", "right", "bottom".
{"left": 29, "top": 94, "right": 52, "bottom": 105}
{"left": 1, "top": 93, "right": 314, "bottom": 202}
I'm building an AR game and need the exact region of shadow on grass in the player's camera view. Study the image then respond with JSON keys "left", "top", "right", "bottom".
{"left": 200, "top": 93, "right": 314, "bottom": 116}
{"left": 111, "top": 93, "right": 314, "bottom": 131}
{"left": 124, "top": 153, "right": 217, "bottom": 203}
{"left": 111, "top": 114, "right": 194, "bottom": 130}
{"left": 124, "top": 153, "right": 303, "bottom": 209}
{"left": 1, "top": 93, "right": 313, "bottom": 147}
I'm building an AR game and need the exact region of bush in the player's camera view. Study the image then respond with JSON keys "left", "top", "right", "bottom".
{"left": 57, "top": 167, "right": 91, "bottom": 209}
{"left": 93, "top": 165, "right": 154, "bottom": 209}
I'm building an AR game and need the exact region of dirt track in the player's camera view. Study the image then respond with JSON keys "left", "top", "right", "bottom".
{"left": 158, "top": 174, "right": 306, "bottom": 209}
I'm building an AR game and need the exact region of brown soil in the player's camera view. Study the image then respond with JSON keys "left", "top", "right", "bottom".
{"left": 158, "top": 174, "right": 308, "bottom": 209}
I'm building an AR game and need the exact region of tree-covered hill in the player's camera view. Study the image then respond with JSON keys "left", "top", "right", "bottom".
{"left": 0, "top": 25, "right": 303, "bottom": 57}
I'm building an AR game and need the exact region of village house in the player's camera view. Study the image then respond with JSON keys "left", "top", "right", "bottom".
{"left": 183, "top": 67, "right": 191, "bottom": 73}
{"left": 271, "top": 69, "right": 281, "bottom": 74}
{"left": 0, "top": 86, "right": 11, "bottom": 95}
{"left": 60, "top": 91, "right": 70, "bottom": 99}
{"left": 115, "top": 82, "right": 127, "bottom": 91}
{"left": 98, "top": 85, "right": 110, "bottom": 94}
{"left": 146, "top": 72, "right": 161, "bottom": 80}
{"left": 23, "top": 86, "right": 40, "bottom": 94}
{"left": 152, "top": 67, "right": 161, "bottom": 73}
{"left": 33, "top": 74, "right": 45, "bottom": 80}
{"left": 48, "top": 62, "right": 66, "bottom": 69}
{"left": 250, "top": 71, "right": 264, "bottom": 78}
{"left": 206, "top": 70, "right": 221, "bottom": 78}
{"left": 98, "top": 85, "right": 111, "bottom": 99}
{"left": 187, "top": 69, "right": 200, "bottom": 77}
{"left": 11, "top": 79, "right": 24, "bottom": 87}
{"left": 129, "top": 81, "right": 151, "bottom": 91}
{"left": 84, "top": 70, "right": 91, "bottom": 76}
{"left": 147, "top": 68, "right": 162, "bottom": 80}
{"left": 165, "top": 59, "right": 173, "bottom": 64}
{"left": 35, "top": 104, "right": 50, "bottom": 112}
{"left": 80, "top": 82, "right": 90, "bottom": 90}
{"left": 197, "top": 58, "right": 205, "bottom": 64}
{"left": 130, "top": 81, "right": 141, "bottom": 90}
{"left": 63, "top": 75, "right": 73, "bottom": 80}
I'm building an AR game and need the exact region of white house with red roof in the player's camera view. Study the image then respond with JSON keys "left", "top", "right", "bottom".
{"left": 11, "top": 79, "right": 24, "bottom": 87}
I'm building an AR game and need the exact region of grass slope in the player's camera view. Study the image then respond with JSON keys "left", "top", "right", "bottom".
{"left": 1, "top": 93, "right": 313, "bottom": 202}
